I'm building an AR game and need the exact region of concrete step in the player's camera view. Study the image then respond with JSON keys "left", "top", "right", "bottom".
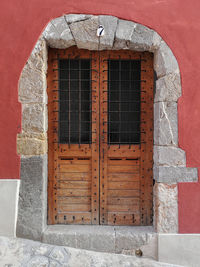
{"left": 0, "top": 235, "right": 183, "bottom": 267}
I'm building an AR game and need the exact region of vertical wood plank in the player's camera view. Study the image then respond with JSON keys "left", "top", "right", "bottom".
{"left": 91, "top": 51, "right": 100, "bottom": 224}
{"left": 144, "top": 53, "right": 154, "bottom": 225}
{"left": 99, "top": 51, "right": 108, "bottom": 225}
{"left": 47, "top": 48, "right": 58, "bottom": 224}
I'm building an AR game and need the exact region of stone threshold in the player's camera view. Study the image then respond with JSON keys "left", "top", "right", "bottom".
{"left": 42, "top": 225, "right": 157, "bottom": 259}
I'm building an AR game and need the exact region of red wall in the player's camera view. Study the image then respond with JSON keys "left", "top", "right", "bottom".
{"left": 1, "top": 0, "right": 200, "bottom": 232}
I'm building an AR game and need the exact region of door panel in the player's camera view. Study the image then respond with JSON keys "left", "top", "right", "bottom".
{"left": 99, "top": 50, "right": 153, "bottom": 226}
{"left": 48, "top": 47, "right": 153, "bottom": 226}
{"left": 48, "top": 47, "right": 99, "bottom": 224}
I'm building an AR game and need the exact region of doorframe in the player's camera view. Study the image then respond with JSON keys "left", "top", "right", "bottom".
{"left": 17, "top": 14, "right": 198, "bottom": 245}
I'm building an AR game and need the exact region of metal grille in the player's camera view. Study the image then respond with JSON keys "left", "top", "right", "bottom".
{"left": 107, "top": 60, "right": 141, "bottom": 144}
{"left": 58, "top": 59, "right": 91, "bottom": 144}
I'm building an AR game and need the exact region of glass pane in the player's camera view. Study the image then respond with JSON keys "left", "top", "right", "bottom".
{"left": 58, "top": 59, "right": 91, "bottom": 144}
{"left": 108, "top": 60, "right": 141, "bottom": 144}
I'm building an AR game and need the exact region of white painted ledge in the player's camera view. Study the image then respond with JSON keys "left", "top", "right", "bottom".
{"left": 0, "top": 180, "right": 20, "bottom": 237}
{"left": 158, "top": 234, "right": 200, "bottom": 267}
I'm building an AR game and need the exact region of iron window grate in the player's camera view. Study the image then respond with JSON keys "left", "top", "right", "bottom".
{"left": 58, "top": 59, "right": 92, "bottom": 144}
{"left": 107, "top": 59, "right": 141, "bottom": 145}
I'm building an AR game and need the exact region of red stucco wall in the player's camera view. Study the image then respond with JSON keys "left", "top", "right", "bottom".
{"left": 0, "top": 0, "right": 200, "bottom": 232}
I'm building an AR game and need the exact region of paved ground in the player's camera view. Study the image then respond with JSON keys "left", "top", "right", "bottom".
{"left": 0, "top": 236, "right": 183, "bottom": 267}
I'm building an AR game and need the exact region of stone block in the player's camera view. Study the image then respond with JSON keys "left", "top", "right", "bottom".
{"left": 154, "top": 183, "right": 178, "bottom": 233}
{"left": 22, "top": 103, "right": 47, "bottom": 133}
{"left": 121, "top": 234, "right": 158, "bottom": 260}
{"left": 159, "top": 234, "right": 200, "bottom": 267}
{"left": 17, "top": 155, "right": 47, "bottom": 241}
{"left": 154, "top": 41, "right": 179, "bottom": 78}
{"left": 150, "top": 32, "right": 162, "bottom": 52}
{"left": 69, "top": 16, "right": 99, "bottom": 50}
{"left": 17, "top": 133, "right": 47, "bottom": 155}
{"left": 98, "top": 15, "right": 118, "bottom": 50}
{"left": 155, "top": 73, "right": 181, "bottom": 102}
{"left": 154, "top": 102, "right": 178, "bottom": 145}
{"left": 120, "top": 234, "right": 158, "bottom": 260}
{"left": 113, "top": 19, "right": 135, "bottom": 49}
{"left": 140, "top": 234, "right": 158, "bottom": 260}
{"left": 114, "top": 20, "right": 161, "bottom": 52}
{"left": 75, "top": 225, "right": 115, "bottom": 253}
{"left": 129, "top": 23, "right": 154, "bottom": 51}
{"left": 154, "top": 166, "right": 198, "bottom": 183}
{"left": 89, "top": 227, "right": 115, "bottom": 253}
{"left": 43, "top": 225, "right": 115, "bottom": 253}
{"left": 19, "top": 64, "right": 46, "bottom": 104}
{"left": 0, "top": 180, "right": 19, "bottom": 237}
{"left": 42, "top": 226, "right": 77, "bottom": 248}
{"left": 42, "top": 225, "right": 158, "bottom": 257}
{"left": 65, "top": 14, "right": 92, "bottom": 24}
{"left": 154, "top": 146, "right": 186, "bottom": 167}
{"left": 28, "top": 38, "right": 47, "bottom": 73}
{"left": 115, "top": 226, "right": 155, "bottom": 253}
{"left": 43, "top": 16, "right": 75, "bottom": 48}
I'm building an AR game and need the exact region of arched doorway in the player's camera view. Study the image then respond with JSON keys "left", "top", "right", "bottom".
{"left": 16, "top": 14, "right": 197, "bottom": 253}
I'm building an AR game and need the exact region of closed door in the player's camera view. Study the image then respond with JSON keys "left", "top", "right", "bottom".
{"left": 47, "top": 46, "right": 153, "bottom": 226}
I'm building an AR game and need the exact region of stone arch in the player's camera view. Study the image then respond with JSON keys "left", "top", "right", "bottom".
{"left": 16, "top": 14, "right": 198, "bottom": 253}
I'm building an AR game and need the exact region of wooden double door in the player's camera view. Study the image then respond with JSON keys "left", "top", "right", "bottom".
{"left": 48, "top": 46, "right": 153, "bottom": 226}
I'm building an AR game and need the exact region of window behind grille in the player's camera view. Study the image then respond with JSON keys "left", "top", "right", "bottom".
{"left": 108, "top": 60, "right": 141, "bottom": 145}
{"left": 58, "top": 59, "right": 91, "bottom": 144}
